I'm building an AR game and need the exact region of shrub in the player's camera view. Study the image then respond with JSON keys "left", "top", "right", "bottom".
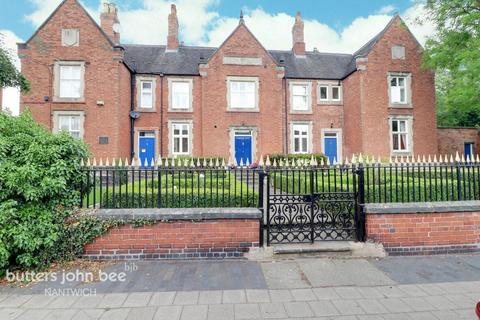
{"left": 0, "top": 111, "right": 88, "bottom": 272}
{"left": 103, "top": 190, "right": 258, "bottom": 208}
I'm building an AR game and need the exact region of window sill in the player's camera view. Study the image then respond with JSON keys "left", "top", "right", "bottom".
{"left": 226, "top": 109, "right": 260, "bottom": 113}
{"left": 168, "top": 109, "right": 193, "bottom": 113}
{"left": 317, "top": 101, "right": 343, "bottom": 106}
{"left": 391, "top": 151, "right": 413, "bottom": 157}
{"left": 290, "top": 110, "right": 312, "bottom": 115}
{"left": 136, "top": 108, "right": 157, "bottom": 113}
{"left": 389, "top": 104, "right": 412, "bottom": 109}
{"left": 52, "top": 98, "right": 85, "bottom": 103}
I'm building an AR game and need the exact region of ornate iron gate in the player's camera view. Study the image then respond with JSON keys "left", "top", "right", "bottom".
{"left": 262, "top": 167, "right": 365, "bottom": 245}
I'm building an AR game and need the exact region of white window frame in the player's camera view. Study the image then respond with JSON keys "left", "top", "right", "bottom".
{"left": 169, "top": 120, "right": 193, "bottom": 156}
{"left": 290, "top": 81, "right": 311, "bottom": 112}
{"left": 168, "top": 78, "right": 193, "bottom": 111}
{"left": 291, "top": 122, "right": 312, "bottom": 154}
{"left": 52, "top": 111, "right": 85, "bottom": 139}
{"left": 226, "top": 76, "right": 259, "bottom": 111}
{"left": 331, "top": 85, "right": 342, "bottom": 102}
{"left": 390, "top": 116, "right": 413, "bottom": 154}
{"left": 318, "top": 85, "right": 329, "bottom": 102}
{"left": 53, "top": 61, "right": 85, "bottom": 102}
{"left": 140, "top": 80, "right": 154, "bottom": 109}
{"left": 136, "top": 76, "right": 156, "bottom": 111}
{"left": 388, "top": 73, "right": 411, "bottom": 106}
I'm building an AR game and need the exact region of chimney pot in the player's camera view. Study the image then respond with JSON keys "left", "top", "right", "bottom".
{"left": 167, "top": 4, "right": 179, "bottom": 52}
{"left": 100, "top": 3, "right": 120, "bottom": 44}
{"left": 292, "top": 11, "right": 305, "bottom": 56}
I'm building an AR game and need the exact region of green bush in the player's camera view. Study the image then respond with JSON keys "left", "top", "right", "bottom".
{"left": 103, "top": 190, "right": 258, "bottom": 208}
{"left": 0, "top": 111, "right": 89, "bottom": 272}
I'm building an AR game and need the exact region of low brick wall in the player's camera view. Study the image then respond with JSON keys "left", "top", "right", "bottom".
{"left": 366, "top": 202, "right": 480, "bottom": 255}
{"left": 83, "top": 208, "right": 261, "bottom": 260}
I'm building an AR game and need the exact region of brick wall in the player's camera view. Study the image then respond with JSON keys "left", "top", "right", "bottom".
{"left": 84, "top": 218, "right": 260, "bottom": 260}
{"left": 437, "top": 128, "right": 479, "bottom": 156}
{"left": 366, "top": 203, "right": 480, "bottom": 255}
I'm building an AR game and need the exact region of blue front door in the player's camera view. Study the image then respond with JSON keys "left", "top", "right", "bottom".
{"left": 464, "top": 143, "right": 473, "bottom": 158}
{"left": 324, "top": 136, "right": 338, "bottom": 164}
{"left": 139, "top": 137, "right": 155, "bottom": 167}
{"left": 235, "top": 135, "right": 252, "bottom": 165}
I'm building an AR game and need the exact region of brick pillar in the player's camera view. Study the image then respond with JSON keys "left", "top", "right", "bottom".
{"left": 292, "top": 12, "right": 306, "bottom": 56}
{"left": 100, "top": 3, "right": 120, "bottom": 44}
{"left": 167, "top": 4, "right": 179, "bottom": 52}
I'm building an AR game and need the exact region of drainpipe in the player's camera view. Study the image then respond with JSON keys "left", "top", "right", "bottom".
{"left": 130, "top": 74, "right": 136, "bottom": 159}
{"left": 283, "top": 77, "right": 288, "bottom": 154}
{"left": 160, "top": 74, "right": 165, "bottom": 156}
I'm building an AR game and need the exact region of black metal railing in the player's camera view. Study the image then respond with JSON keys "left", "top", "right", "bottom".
{"left": 78, "top": 156, "right": 480, "bottom": 209}
{"left": 79, "top": 164, "right": 259, "bottom": 209}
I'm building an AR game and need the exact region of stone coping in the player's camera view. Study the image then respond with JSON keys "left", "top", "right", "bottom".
{"left": 94, "top": 208, "right": 262, "bottom": 221}
{"left": 364, "top": 201, "right": 480, "bottom": 214}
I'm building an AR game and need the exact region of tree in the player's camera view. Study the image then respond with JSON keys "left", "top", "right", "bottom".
{"left": 421, "top": 0, "right": 480, "bottom": 127}
{"left": 0, "top": 33, "right": 30, "bottom": 93}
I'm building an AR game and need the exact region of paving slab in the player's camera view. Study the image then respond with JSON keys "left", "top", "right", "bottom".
{"left": 261, "top": 261, "right": 311, "bottom": 289}
{"left": 371, "top": 255, "right": 480, "bottom": 284}
{"left": 298, "top": 258, "right": 395, "bottom": 287}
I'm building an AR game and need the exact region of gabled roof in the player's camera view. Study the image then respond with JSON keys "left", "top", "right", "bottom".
{"left": 21, "top": 0, "right": 116, "bottom": 48}
{"left": 205, "top": 21, "right": 278, "bottom": 66}
{"left": 353, "top": 15, "right": 400, "bottom": 58}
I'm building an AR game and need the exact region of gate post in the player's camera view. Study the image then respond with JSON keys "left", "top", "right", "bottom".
{"left": 356, "top": 165, "right": 366, "bottom": 241}
{"left": 257, "top": 169, "right": 267, "bottom": 247}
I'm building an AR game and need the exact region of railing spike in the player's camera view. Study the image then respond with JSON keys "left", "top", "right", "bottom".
{"left": 358, "top": 153, "right": 363, "bottom": 163}
{"left": 87, "top": 158, "right": 91, "bottom": 167}
{"left": 449, "top": 154, "right": 454, "bottom": 163}
{"left": 214, "top": 158, "right": 219, "bottom": 167}
{"left": 466, "top": 154, "right": 471, "bottom": 163}
{"left": 285, "top": 158, "right": 290, "bottom": 168}
{"left": 461, "top": 153, "right": 465, "bottom": 163}
{"left": 196, "top": 158, "right": 201, "bottom": 167}
{"left": 455, "top": 151, "right": 460, "bottom": 162}
{"left": 433, "top": 154, "right": 437, "bottom": 163}
{"left": 279, "top": 159, "right": 283, "bottom": 167}
{"left": 106, "top": 157, "right": 110, "bottom": 167}
{"left": 273, "top": 158, "right": 278, "bottom": 167}
{"left": 265, "top": 155, "right": 271, "bottom": 167}
{"left": 233, "top": 157, "right": 238, "bottom": 167}
{"left": 202, "top": 158, "right": 207, "bottom": 167}
{"left": 438, "top": 154, "right": 443, "bottom": 163}
{"left": 156, "top": 157, "right": 162, "bottom": 167}
{"left": 191, "top": 159, "right": 196, "bottom": 167}
{"left": 227, "top": 157, "right": 232, "bottom": 167}
{"left": 208, "top": 158, "right": 214, "bottom": 167}
{"left": 143, "top": 157, "right": 148, "bottom": 167}
{"left": 99, "top": 158, "right": 104, "bottom": 167}
{"left": 350, "top": 155, "right": 355, "bottom": 165}
{"left": 344, "top": 156, "right": 349, "bottom": 166}
{"left": 164, "top": 158, "right": 169, "bottom": 167}
{"left": 427, "top": 154, "right": 432, "bottom": 163}
{"left": 239, "top": 158, "right": 244, "bottom": 167}
{"left": 80, "top": 158, "right": 85, "bottom": 167}
{"left": 150, "top": 157, "right": 155, "bottom": 167}
{"left": 326, "top": 157, "right": 331, "bottom": 166}
{"left": 258, "top": 155, "right": 264, "bottom": 167}
{"left": 246, "top": 158, "right": 250, "bottom": 167}
{"left": 421, "top": 155, "right": 425, "bottom": 163}
{"left": 221, "top": 158, "right": 226, "bottom": 167}
{"left": 310, "top": 155, "right": 315, "bottom": 166}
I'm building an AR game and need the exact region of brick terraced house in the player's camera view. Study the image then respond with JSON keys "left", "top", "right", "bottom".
{"left": 19, "top": 0, "right": 438, "bottom": 165}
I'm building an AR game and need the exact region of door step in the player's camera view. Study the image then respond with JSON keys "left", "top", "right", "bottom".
{"left": 270, "top": 241, "right": 386, "bottom": 259}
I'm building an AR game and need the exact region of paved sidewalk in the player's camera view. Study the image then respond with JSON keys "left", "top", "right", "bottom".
{"left": 0, "top": 281, "right": 479, "bottom": 319}
{"left": 0, "top": 255, "right": 479, "bottom": 319}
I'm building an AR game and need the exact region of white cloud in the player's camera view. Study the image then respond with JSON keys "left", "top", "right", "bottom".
{"left": 377, "top": 5, "right": 396, "bottom": 15}
{"left": 0, "top": 30, "right": 23, "bottom": 115}
{"left": 22, "top": 0, "right": 435, "bottom": 53}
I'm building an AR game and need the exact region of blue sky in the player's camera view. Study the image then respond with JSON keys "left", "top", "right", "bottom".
{"left": 1, "top": 0, "right": 417, "bottom": 42}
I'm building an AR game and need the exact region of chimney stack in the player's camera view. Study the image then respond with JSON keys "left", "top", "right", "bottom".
{"left": 167, "top": 4, "right": 179, "bottom": 52}
{"left": 292, "top": 12, "right": 305, "bottom": 56}
{"left": 100, "top": 3, "right": 120, "bottom": 44}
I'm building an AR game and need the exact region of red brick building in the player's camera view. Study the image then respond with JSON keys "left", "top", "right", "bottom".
{"left": 19, "top": 0, "right": 438, "bottom": 164}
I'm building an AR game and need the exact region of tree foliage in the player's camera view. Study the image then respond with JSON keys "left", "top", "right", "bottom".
{"left": 0, "top": 35, "right": 30, "bottom": 92}
{"left": 422, "top": 0, "right": 480, "bottom": 127}
{"left": 0, "top": 111, "right": 88, "bottom": 271}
